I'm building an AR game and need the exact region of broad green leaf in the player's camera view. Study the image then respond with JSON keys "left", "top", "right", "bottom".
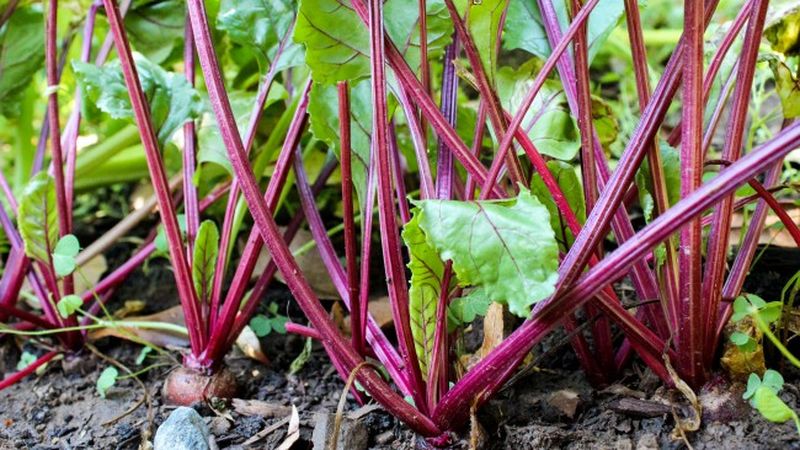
{"left": 753, "top": 386, "right": 795, "bottom": 423}
{"left": 530, "top": 161, "right": 585, "bottom": 251}
{"left": 496, "top": 63, "right": 580, "bottom": 160}
{"left": 57, "top": 294, "right": 83, "bottom": 319}
{"left": 307, "top": 80, "right": 372, "bottom": 205}
{"left": 197, "top": 87, "right": 287, "bottom": 173}
{"left": 192, "top": 220, "right": 219, "bottom": 303}
{"left": 466, "top": 0, "right": 509, "bottom": 84}
{"left": 18, "top": 173, "right": 59, "bottom": 264}
{"left": 52, "top": 234, "right": 80, "bottom": 277}
{"left": 0, "top": 6, "right": 44, "bottom": 117}
{"left": 503, "top": 0, "right": 625, "bottom": 62}
{"left": 217, "top": 0, "right": 304, "bottom": 71}
{"left": 289, "top": 337, "right": 313, "bottom": 375}
{"left": 448, "top": 288, "right": 492, "bottom": 330}
{"left": 73, "top": 53, "right": 204, "bottom": 146}
{"left": 250, "top": 314, "right": 272, "bottom": 337}
{"left": 16, "top": 351, "right": 37, "bottom": 371}
{"left": 732, "top": 296, "right": 753, "bottom": 322}
{"left": 293, "top": 0, "right": 452, "bottom": 84}
{"left": 125, "top": 0, "right": 184, "bottom": 64}
{"left": 635, "top": 143, "right": 681, "bottom": 222}
{"left": 414, "top": 189, "right": 559, "bottom": 317}
{"left": 402, "top": 211, "right": 447, "bottom": 378}
{"left": 96, "top": 366, "right": 118, "bottom": 398}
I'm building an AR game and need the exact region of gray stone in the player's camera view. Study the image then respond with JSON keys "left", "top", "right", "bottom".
{"left": 311, "top": 411, "right": 368, "bottom": 450}
{"left": 154, "top": 407, "right": 217, "bottom": 450}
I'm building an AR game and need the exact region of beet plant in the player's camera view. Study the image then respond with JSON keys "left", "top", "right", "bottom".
{"left": 2, "top": 0, "right": 800, "bottom": 445}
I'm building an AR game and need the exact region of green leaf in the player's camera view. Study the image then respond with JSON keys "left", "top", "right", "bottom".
{"left": 530, "top": 161, "right": 585, "bottom": 251}
{"left": 135, "top": 346, "right": 152, "bottom": 365}
{"left": 767, "top": 58, "right": 800, "bottom": 119}
{"left": 73, "top": 53, "right": 204, "bottom": 146}
{"left": 18, "top": 173, "right": 59, "bottom": 264}
{"left": 403, "top": 211, "right": 447, "bottom": 378}
{"left": 503, "top": 0, "right": 625, "bottom": 62}
{"left": 466, "top": 0, "right": 509, "bottom": 84}
{"left": 57, "top": 294, "right": 83, "bottom": 319}
{"left": 0, "top": 6, "right": 44, "bottom": 117}
{"left": 308, "top": 80, "right": 372, "bottom": 205}
{"left": 496, "top": 63, "right": 580, "bottom": 160}
{"left": 414, "top": 189, "right": 559, "bottom": 317}
{"left": 744, "top": 373, "right": 761, "bottom": 400}
{"left": 52, "top": 234, "right": 80, "bottom": 277}
{"left": 271, "top": 316, "right": 288, "bottom": 334}
{"left": 96, "top": 366, "right": 119, "bottom": 398}
{"left": 730, "top": 331, "right": 757, "bottom": 353}
{"left": 197, "top": 88, "right": 287, "bottom": 173}
{"left": 289, "top": 337, "right": 313, "bottom": 375}
{"left": 759, "top": 302, "right": 784, "bottom": 325}
{"left": 635, "top": 143, "right": 681, "bottom": 222}
{"left": 192, "top": 220, "right": 219, "bottom": 303}
{"left": 753, "top": 386, "right": 795, "bottom": 423}
{"left": 16, "top": 351, "right": 37, "bottom": 371}
{"left": 762, "top": 369, "right": 785, "bottom": 393}
{"left": 217, "top": 0, "right": 304, "bottom": 71}
{"left": 250, "top": 314, "right": 272, "bottom": 337}
{"left": 294, "top": 0, "right": 452, "bottom": 84}
{"left": 448, "top": 288, "right": 493, "bottom": 330}
{"left": 124, "top": 0, "right": 184, "bottom": 64}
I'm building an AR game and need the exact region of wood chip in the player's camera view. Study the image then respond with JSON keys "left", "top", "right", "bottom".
{"left": 232, "top": 399, "right": 292, "bottom": 419}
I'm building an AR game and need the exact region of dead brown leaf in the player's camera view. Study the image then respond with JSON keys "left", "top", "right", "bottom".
{"left": 231, "top": 398, "right": 292, "bottom": 418}
{"left": 720, "top": 317, "right": 766, "bottom": 382}
{"left": 730, "top": 207, "right": 800, "bottom": 248}
{"left": 235, "top": 325, "right": 269, "bottom": 364}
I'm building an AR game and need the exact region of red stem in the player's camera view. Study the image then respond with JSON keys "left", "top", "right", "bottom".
{"left": 185, "top": 1, "right": 440, "bottom": 435}
{"left": 0, "top": 351, "right": 59, "bottom": 392}
{"left": 102, "top": 0, "right": 204, "bottom": 354}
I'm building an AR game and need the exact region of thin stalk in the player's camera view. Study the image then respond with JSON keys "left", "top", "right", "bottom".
{"left": 185, "top": 0, "right": 441, "bottom": 435}
{"left": 435, "top": 37, "right": 459, "bottom": 200}
{"left": 571, "top": 0, "right": 614, "bottom": 369}
{"left": 339, "top": 82, "right": 363, "bottom": 354}
{"left": 700, "top": 0, "right": 769, "bottom": 372}
{"left": 667, "top": 0, "right": 753, "bottom": 146}
{"left": 204, "top": 81, "right": 312, "bottom": 366}
{"left": 418, "top": 0, "right": 430, "bottom": 144}
{"left": 434, "top": 121, "right": 800, "bottom": 430}
{"left": 207, "top": 31, "right": 294, "bottom": 332}
{"left": 393, "top": 85, "right": 435, "bottom": 199}
{"left": 677, "top": 0, "right": 705, "bottom": 385}
{"left": 0, "top": 351, "right": 59, "bottom": 392}
{"left": 367, "top": 0, "right": 428, "bottom": 412}
{"left": 102, "top": 0, "right": 204, "bottom": 353}
{"left": 45, "top": 0, "right": 73, "bottom": 298}
{"left": 388, "top": 122, "right": 411, "bottom": 223}
{"left": 623, "top": 0, "right": 678, "bottom": 338}
{"left": 183, "top": 15, "right": 200, "bottom": 252}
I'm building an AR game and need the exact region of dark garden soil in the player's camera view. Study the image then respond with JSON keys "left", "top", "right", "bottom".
{"left": 0, "top": 246, "right": 799, "bottom": 449}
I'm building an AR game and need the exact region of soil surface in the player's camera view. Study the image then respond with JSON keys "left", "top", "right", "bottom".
{"left": 0, "top": 246, "right": 798, "bottom": 449}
